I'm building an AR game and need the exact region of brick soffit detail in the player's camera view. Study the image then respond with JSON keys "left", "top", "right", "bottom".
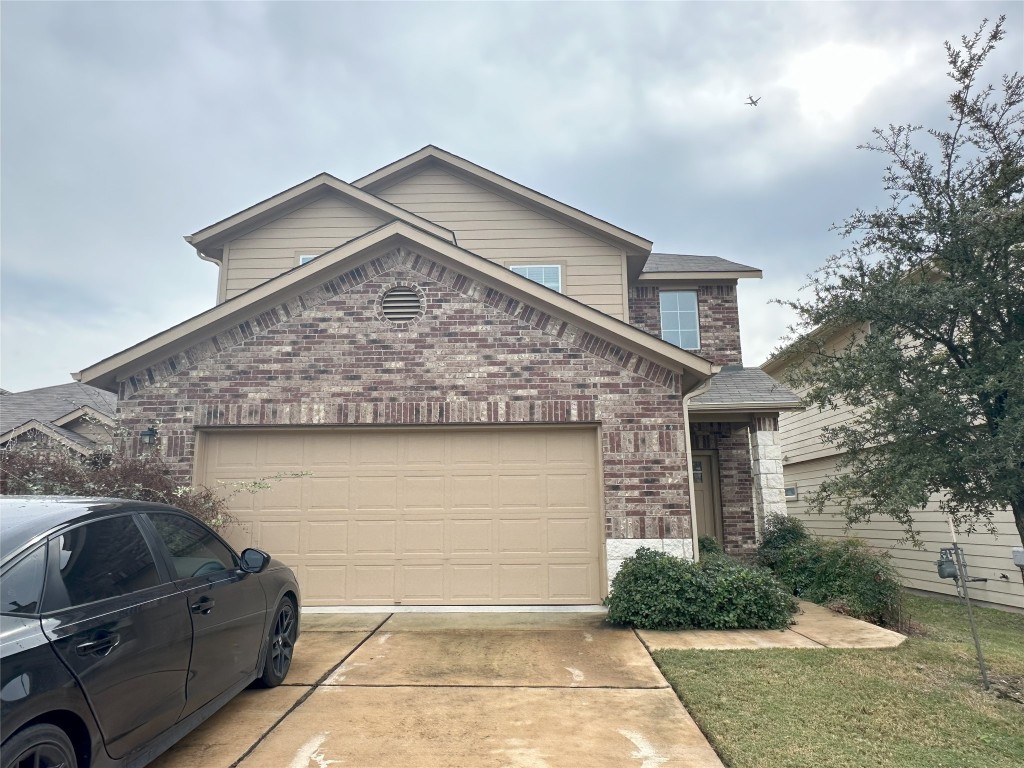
{"left": 121, "top": 247, "right": 680, "bottom": 399}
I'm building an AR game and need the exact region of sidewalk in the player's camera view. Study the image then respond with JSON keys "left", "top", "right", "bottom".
{"left": 637, "top": 600, "right": 906, "bottom": 651}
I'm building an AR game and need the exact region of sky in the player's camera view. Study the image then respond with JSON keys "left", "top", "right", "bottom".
{"left": 1, "top": 1, "right": 1021, "bottom": 393}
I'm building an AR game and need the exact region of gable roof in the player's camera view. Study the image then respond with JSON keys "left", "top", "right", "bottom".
{"left": 690, "top": 366, "right": 802, "bottom": 413}
{"left": 353, "top": 146, "right": 654, "bottom": 259}
{"left": 0, "top": 382, "right": 117, "bottom": 454}
{"left": 77, "top": 220, "right": 716, "bottom": 394}
{"left": 640, "top": 253, "right": 763, "bottom": 280}
{"left": 185, "top": 172, "right": 456, "bottom": 262}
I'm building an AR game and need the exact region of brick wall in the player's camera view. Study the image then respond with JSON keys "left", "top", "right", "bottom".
{"left": 690, "top": 421, "right": 755, "bottom": 553}
{"left": 627, "top": 284, "right": 742, "bottom": 365}
{"left": 119, "top": 247, "right": 693, "bottom": 541}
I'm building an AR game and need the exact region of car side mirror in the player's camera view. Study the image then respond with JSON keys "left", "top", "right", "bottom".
{"left": 239, "top": 548, "right": 270, "bottom": 574}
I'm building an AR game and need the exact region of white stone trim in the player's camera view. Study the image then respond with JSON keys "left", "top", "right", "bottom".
{"left": 606, "top": 537, "right": 694, "bottom": 589}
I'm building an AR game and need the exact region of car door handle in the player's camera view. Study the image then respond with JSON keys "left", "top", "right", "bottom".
{"left": 76, "top": 633, "right": 120, "bottom": 656}
{"left": 191, "top": 597, "right": 215, "bottom": 615}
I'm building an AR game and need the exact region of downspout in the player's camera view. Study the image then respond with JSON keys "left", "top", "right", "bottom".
{"left": 682, "top": 372, "right": 716, "bottom": 562}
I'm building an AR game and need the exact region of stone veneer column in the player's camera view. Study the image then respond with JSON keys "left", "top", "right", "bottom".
{"left": 751, "top": 415, "right": 787, "bottom": 535}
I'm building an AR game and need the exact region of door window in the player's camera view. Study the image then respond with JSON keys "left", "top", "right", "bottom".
{"left": 43, "top": 516, "right": 160, "bottom": 611}
{"left": 146, "top": 513, "right": 236, "bottom": 580}
{"left": 1, "top": 545, "right": 46, "bottom": 615}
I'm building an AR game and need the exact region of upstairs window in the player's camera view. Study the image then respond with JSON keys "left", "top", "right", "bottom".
{"left": 660, "top": 290, "right": 700, "bottom": 350}
{"left": 298, "top": 253, "right": 320, "bottom": 266}
{"left": 510, "top": 264, "right": 562, "bottom": 293}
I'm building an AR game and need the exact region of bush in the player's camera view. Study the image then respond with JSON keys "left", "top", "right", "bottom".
{"left": 757, "top": 514, "right": 903, "bottom": 626}
{"left": 606, "top": 547, "right": 796, "bottom": 630}
{"left": 697, "top": 535, "right": 723, "bottom": 556}
{"left": 0, "top": 443, "right": 232, "bottom": 530}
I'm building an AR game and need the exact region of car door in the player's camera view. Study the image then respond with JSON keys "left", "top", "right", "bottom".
{"left": 39, "top": 513, "right": 193, "bottom": 760}
{"left": 142, "top": 512, "right": 267, "bottom": 718}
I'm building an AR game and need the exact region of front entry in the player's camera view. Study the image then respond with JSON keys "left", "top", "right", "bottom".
{"left": 692, "top": 451, "right": 723, "bottom": 542}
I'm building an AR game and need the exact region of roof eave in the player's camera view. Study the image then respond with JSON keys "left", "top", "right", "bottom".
{"left": 638, "top": 270, "right": 763, "bottom": 282}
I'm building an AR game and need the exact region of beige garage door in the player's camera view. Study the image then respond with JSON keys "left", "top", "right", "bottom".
{"left": 199, "top": 427, "right": 603, "bottom": 605}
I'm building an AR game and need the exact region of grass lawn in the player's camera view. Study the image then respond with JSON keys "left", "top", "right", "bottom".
{"left": 654, "top": 594, "right": 1024, "bottom": 768}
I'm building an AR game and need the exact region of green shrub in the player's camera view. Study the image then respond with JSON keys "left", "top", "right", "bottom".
{"left": 757, "top": 515, "right": 903, "bottom": 626}
{"left": 606, "top": 547, "right": 796, "bottom": 630}
{"left": 697, "top": 535, "right": 723, "bottom": 556}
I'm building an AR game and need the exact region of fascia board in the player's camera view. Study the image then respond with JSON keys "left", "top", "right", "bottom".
{"left": 638, "top": 270, "right": 763, "bottom": 281}
{"left": 689, "top": 401, "right": 804, "bottom": 413}
{"left": 0, "top": 420, "right": 94, "bottom": 455}
{"left": 51, "top": 406, "right": 116, "bottom": 428}
{"left": 186, "top": 173, "right": 455, "bottom": 255}
{"left": 352, "top": 146, "right": 654, "bottom": 254}
{"left": 77, "top": 220, "right": 713, "bottom": 393}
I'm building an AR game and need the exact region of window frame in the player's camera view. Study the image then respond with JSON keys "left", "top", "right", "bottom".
{"left": 0, "top": 544, "right": 48, "bottom": 616}
{"left": 784, "top": 484, "right": 799, "bottom": 501}
{"left": 509, "top": 263, "right": 563, "bottom": 293}
{"left": 297, "top": 253, "right": 321, "bottom": 266}
{"left": 659, "top": 290, "right": 701, "bottom": 351}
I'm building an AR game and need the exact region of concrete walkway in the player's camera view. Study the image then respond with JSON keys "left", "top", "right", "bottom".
{"left": 638, "top": 600, "right": 907, "bottom": 651}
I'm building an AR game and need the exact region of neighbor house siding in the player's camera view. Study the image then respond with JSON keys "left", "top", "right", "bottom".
{"left": 374, "top": 167, "right": 628, "bottom": 319}
{"left": 118, "top": 246, "right": 694, "bottom": 549}
{"left": 784, "top": 456, "right": 1024, "bottom": 609}
{"left": 222, "top": 195, "right": 386, "bottom": 300}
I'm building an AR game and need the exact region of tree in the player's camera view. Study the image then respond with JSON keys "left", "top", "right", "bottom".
{"left": 778, "top": 17, "right": 1024, "bottom": 548}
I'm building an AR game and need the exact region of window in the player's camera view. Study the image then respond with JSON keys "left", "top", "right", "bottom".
{"left": 43, "top": 516, "right": 160, "bottom": 610}
{"left": 1, "top": 546, "right": 46, "bottom": 615}
{"left": 146, "top": 513, "right": 236, "bottom": 580}
{"left": 510, "top": 264, "right": 561, "bottom": 293}
{"left": 660, "top": 291, "right": 700, "bottom": 350}
{"left": 785, "top": 484, "right": 799, "bottom": 501}
{"left": 298, "top": 254, "right": 320, "bottom": 266}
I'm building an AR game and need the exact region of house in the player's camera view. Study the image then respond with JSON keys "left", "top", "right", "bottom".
{"left": 762, "top": 327, "right": 1024, "bottom": 611}
{"left": 74, "top": 146, "right": 800, "bottom": 607}
{"left": 0, "top": 382, "right": 116, "bottom": 455}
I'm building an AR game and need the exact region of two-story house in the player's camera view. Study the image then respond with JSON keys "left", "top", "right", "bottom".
{"left": 75, "top": 146, "right": 799, "bottom": 607}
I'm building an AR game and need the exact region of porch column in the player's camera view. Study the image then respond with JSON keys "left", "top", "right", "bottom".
{"left": 751, "top": 415, "right": 787, "bottom": 534}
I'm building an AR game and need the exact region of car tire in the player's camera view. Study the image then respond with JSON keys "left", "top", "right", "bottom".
{"left": 2, "top": 723, "right": 78, "bottom": 768}
{"left": 257, "top": 596, "right": 297, "bottom": 688}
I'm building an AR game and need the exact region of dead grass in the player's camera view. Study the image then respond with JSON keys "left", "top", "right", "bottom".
{"left": 654, "top": 594, "right": 1024, "bottom": 768}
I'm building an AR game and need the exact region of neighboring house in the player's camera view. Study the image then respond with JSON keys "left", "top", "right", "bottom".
{"left": 74, "top": 146, "right": 800, "bottom": 607}
{"left": 762, "top": 327, "right": 1024, "bottom": 611}
{"left": 0, "top": 382, "right": 117, "bottom": 455}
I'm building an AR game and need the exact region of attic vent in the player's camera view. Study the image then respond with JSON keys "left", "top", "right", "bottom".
{"left": 381, "top": 286, "right": 423, "bottom": 323}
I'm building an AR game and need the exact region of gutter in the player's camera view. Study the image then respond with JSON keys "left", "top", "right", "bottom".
{"left": 681, "top": 373, "right": 716, "bottom": 562}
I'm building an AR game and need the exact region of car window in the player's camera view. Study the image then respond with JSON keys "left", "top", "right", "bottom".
{"left": 43, "top": 516, "right": 160, "bottom": 611}
{"left": 0, "top": 545, "right": 46, "bottom": 615}
{"left": 146, "top": 513, "right": 236, "bottom": 580}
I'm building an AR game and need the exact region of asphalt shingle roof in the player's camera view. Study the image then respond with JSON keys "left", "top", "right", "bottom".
{"left": 692, "top": 366, "right": 802, "bottom": 409}
{"left": 643, "top": 253, "right": 761, "bottom": 274}
{"left": 0, "top": 382, "right": 116, "bottom": 435}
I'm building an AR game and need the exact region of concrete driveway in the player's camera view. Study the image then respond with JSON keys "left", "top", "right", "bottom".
{"left": 150, "top": 611, "right": 723, "bottom": 768}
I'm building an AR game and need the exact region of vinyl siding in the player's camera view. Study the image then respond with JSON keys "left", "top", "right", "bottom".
{"left": 375, "top": 168, "right": 627, "bottom": 319}
{"left": 784, "top": 456, "right": 1024, "bottom": 610}
{"left": 222, "top": 195, "right": 386, "bottom": 300}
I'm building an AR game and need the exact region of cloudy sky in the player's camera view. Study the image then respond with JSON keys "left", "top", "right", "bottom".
{"left": 2, "top": 1, "right": 1021, "bottom": 393}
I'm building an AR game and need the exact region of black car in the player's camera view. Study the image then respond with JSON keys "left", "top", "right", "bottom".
{"left": 0, "top": 496, "right": 300, "bottom": 768}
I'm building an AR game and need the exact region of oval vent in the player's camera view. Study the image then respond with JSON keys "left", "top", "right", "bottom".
{"left": 381, "top": 286, "right": 423, "bottom": 322}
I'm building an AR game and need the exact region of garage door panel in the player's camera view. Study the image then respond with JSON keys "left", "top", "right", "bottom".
{"left": 308, "top": 477, "right": 351, "bottom": 510}
{"left": 352, "top": 520, "right": 397, "bottom": 555}
{"left": 353, "top": 476, "right": 398, "bottom": 510}
{"left": 401, "top": 520, "right": 444, "bottom": 555}
{"left": 449, "top": 519, "right": 494, "bottom": 555}
{"left": 401, "top": 475, "right": 445, "bottom": 509}
{"left": 258, "top": 521, "right": 302, "bottom": 555}
{"left": 353, "top": 566, "right": 395, "bottom": 601}
{"left": 305, "top": 521, "right": 348, "bottom": 555}
{"left": 200, "top": 428, "right": 601, "bottom": 605}
{"left": 498, "top": 519, "right": 543, "bottom": 554}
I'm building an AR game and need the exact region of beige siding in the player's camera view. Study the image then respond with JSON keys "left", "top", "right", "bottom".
{"left": 222, "top": 195, "right": 386, "bottom": 300}
{"left": 376, "top": 168, "right": 627, "bottom": 319}
{"left": 783, "top": 456, "right": 1024, "bottom": 610}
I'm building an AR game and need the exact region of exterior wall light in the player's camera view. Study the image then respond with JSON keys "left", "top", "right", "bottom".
{"left": 140, "top": 426, "right": 158, "bottom": 446}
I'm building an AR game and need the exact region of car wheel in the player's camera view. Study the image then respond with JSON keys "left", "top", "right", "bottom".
{"left": 257, "top": 596, "right": 297, "bottom": 687}
{"left": 2, "top": 723, "right": 78, "bottom": 768}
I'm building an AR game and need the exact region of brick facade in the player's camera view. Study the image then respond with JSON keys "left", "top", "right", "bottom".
{"left": 690, "top": 421, "right": 756, "bottom": 553}
{"left": 120, "top": 247, "right": 693, "bottom": 541}
{"left": 627, "top": 284, "right": 742, "bottom": 365}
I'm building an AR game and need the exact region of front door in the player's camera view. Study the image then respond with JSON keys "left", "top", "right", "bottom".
{"left": 692, "top": 451, "right": 723, "bottom": 542}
